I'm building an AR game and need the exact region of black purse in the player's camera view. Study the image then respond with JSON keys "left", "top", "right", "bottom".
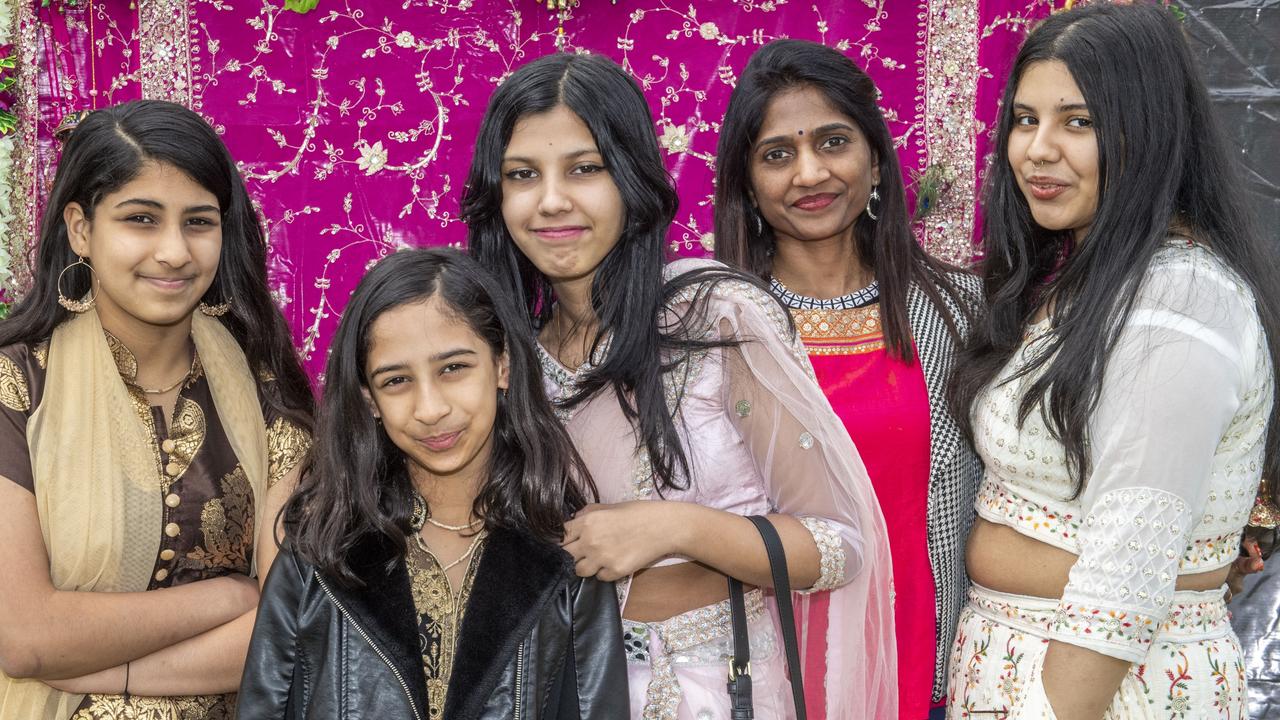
{"left": 726, "top": 515, "right": 808, "bottom": 720}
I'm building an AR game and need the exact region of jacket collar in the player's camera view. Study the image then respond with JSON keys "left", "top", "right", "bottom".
{"left": 324, "top": 527, "right": 571, "bottom": 720}
{"left": 320, "top": 532, "right": 431, "bottom": 718}
{"left": 444, "top": 527, "right": 572, "bottom": 719}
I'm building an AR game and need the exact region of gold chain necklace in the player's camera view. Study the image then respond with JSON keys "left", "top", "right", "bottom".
{"left": 136, "top": 354, "right": 198, "bottom": 395}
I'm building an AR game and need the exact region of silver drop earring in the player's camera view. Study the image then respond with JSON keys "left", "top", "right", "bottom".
{"left": 865, "top": 185, "right": 881, "bottom": 221}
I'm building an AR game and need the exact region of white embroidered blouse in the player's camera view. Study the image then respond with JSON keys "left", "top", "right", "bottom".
{"left": 974, "top": 241, "right": 1274, "bottom": 663}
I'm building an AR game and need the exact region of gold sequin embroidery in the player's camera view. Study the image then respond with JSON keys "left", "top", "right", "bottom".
{"left": 266, "top": 416, "right": 311, "bottom": 488}
{"left": 0, "top": 354, "right": 31, "bottom": 412}
{"left": 71, "top": 693, "right": 234, "bottom": 720}
{"left": 166, "top": 395, "right": 207, "bottom": 485}
{"left": 790, "top": 305, "right": 886, "bottom": 356}
{"left": 407, "top": 536, "right": 485, "bottom": 720}
{"left": 104, "top": 332, "right": 140, "bottom": 380}
{"left": 180, "top": 467, "right": 255, "bottom": 577}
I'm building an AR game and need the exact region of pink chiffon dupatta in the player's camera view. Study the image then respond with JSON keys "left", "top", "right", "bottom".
{"left": 672, "top": 259, "right": 899, "bottom": 719}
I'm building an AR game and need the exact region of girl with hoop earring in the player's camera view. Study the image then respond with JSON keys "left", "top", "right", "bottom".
{"left": 0, "top": 100, "right": 313, "bottom": 720}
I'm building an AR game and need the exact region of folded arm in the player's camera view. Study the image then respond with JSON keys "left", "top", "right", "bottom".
{"left": 40, "top": 465, "right": 302, "bottom": 695}
{"left": 0, "top": 478, "right": 258, "bottom": 680}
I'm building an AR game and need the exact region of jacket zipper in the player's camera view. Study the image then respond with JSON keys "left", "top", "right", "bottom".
{"left": 315, "top": 572, "right": 424, "bottom": 720}
{"left": 514, "top": 641, "right": 525, "bottom": 720}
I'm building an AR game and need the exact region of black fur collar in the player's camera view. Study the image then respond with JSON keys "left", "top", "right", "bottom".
{"left": 445, "top": 527, "right": 572, "bottom": 719}
{"left": 326, "top": 527, "right": 571, "bottom": 720}
{"left": 320, "top": 532, "right": 430, "bottom": 717}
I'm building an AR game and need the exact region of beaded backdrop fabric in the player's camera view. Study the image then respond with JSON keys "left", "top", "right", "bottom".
{"left": 3, "top": 0, "right": 1052, "bottom": 375}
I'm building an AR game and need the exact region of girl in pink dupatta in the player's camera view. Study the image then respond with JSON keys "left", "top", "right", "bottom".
{"left": 465, "top": 53, "right": 896, "bottom": 719}
{"left": 714, "top": 41, "right": 983, "bottom": 720}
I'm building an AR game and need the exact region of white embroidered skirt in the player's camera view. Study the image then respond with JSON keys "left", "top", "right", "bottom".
{"left": 947, "top": 584, "right": 1247, "bottom": 719}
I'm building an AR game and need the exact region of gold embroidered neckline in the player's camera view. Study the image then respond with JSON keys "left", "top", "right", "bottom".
{"left": 103, "top": 331, "right": 203, "bottom": 393}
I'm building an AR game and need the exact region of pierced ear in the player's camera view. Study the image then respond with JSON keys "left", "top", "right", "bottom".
{"left": 871, "top": 154, "right": 881, "bottom": 187}
{"left": 747, "top": 189, "right": 758, "bottom": 209}
{"left": 63, "top": 202, "right": 91, "bottom": 258}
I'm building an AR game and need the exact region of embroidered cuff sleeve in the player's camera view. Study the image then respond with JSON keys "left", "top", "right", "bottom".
{"left": 797, "top": 516, "right": 846, "bottom": 593}
{"left": 1051, "top": 487, "right": 1192, "bottom": 662}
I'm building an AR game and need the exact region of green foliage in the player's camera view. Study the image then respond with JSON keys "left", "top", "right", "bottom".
{"left": 284, "top": 0, "right": 320, "bottom": 13}
{"left": 0, "top": 52, "right": 14, "bottom": 136}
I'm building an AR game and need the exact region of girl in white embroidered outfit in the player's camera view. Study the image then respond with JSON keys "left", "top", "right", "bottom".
{"left": 464, "top": 54, "right": 896, "bottom": 719}
{"left": 948, "top": 5, "right": 1280, "bottom": 719}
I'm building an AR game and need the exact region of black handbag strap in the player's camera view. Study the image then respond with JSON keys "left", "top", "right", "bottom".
{"left": 727, "top": 574, "right": 753, "bottom": 719}
{"left": 727, "top": 515, "right": 808, "bottom": 720}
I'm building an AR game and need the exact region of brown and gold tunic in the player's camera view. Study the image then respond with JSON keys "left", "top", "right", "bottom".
{"left": 405, "top": 535, "right": 486, "bottom": 720}
{"left": 0, "top": 336, "right": 310, "bottom": 720}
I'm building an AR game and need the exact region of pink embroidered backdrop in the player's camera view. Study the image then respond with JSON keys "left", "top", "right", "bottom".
{"left": 4, "top": 0, "right": 1053, "bottom": 375}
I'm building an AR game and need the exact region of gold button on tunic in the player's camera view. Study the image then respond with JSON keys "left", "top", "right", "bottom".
{"left": 0, "top": 333, "right": 313, "bottom": 720}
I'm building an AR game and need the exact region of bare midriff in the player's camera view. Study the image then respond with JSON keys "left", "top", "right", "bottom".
{"left": 967, "top": 517, "right": 1230, "bottom": 598}
{"left": 622, "top": 562, "right": 741, "bottom": 622}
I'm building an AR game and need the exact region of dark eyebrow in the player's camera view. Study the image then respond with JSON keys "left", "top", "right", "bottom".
{"left": 368, "top": 349, "right": 477, "bottom": 379}
{"left": 431, "top": 348, "right": 476, "bottom": 362}
{"left": 754, "top": 122, "right": 857, "bottom": 149}
{"left": 368, "top": 362, "right": 408, "bottom": 380}
{"left": 814, "top": 122, "right": 857, "bottom": 135}
{"left": 113, "top": 198, "right": 221, "bottom": 214}
{"left": 502, "top": 148, "right": 600, "bottom": 165}
{"left": 114, "top": 198, "right": 164, "bottom": 210}
{"left": 1012, "top": 102, "right": 1090, "bottom": 113}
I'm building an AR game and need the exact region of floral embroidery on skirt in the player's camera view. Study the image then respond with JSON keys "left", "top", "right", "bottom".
{"left": 947, "top": 585, "right": 1247, "bottom": 719}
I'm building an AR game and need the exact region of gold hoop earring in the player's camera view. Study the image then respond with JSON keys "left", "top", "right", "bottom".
{"left": 57, "top": 256, "right": 97, "bottom": 313}
{"left": 198, "top": 300, "right": 232, "bottom": 317}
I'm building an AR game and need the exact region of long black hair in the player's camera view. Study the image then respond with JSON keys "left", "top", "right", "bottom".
{"left": 0, "top": 99, "right": 313, "bottom": 428}
{"left": 464, "top": 53, "right": 752, "bottom": 493}
{"left": 285, "top": 248, "right": 595, "bottom": 587}
{"left": 949, "top": 3, "right": 1280, "bottom": 501}
{"left": 713, "top": 38, "right": 975, "bottom": 361}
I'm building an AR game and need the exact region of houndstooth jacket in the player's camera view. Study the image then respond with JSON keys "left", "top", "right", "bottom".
{"left": 906, "top": 272, "right": 984, "bottom": 703}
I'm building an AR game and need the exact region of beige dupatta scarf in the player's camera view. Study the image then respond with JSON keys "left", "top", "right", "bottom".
{"left": 0, "top": 309, "right": 268, "bottom": 720}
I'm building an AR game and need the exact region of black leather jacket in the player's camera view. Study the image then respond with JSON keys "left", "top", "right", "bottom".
{"left": 237, "top": 528, "right": 628, "bottom": 720}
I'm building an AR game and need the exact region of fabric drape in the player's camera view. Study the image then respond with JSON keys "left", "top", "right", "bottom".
{"left": 0, "top": 310, "right": 267, "bottom": 720}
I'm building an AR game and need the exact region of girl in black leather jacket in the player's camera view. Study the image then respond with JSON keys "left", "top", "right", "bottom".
{"left": 237, "top": 248, "right": 628, "bottom": 720}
